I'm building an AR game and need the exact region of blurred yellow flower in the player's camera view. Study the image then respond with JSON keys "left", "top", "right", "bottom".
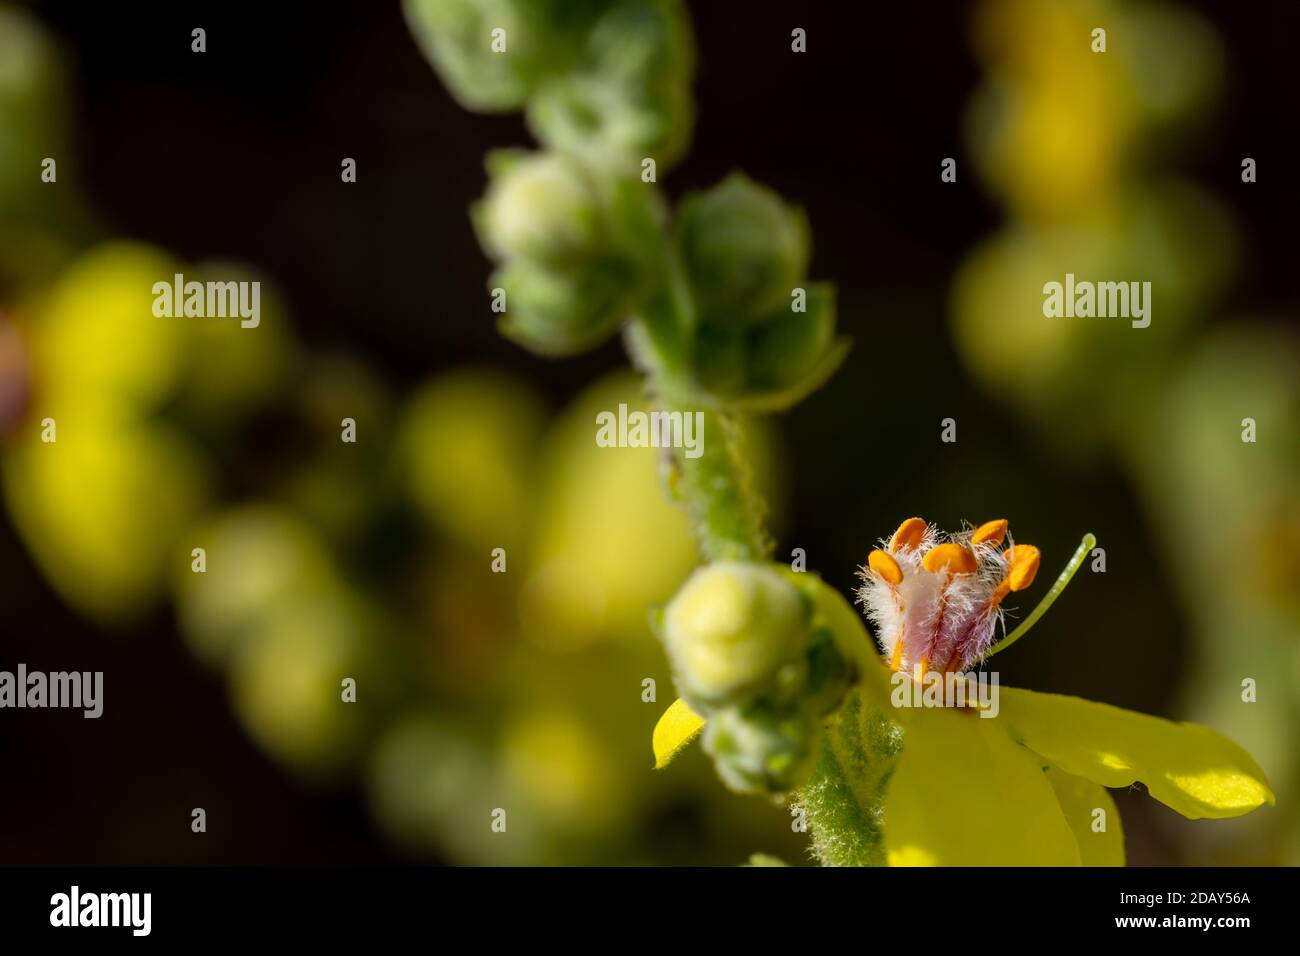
{"left": 519, "top": 373, "right": 697, "bottom": 651}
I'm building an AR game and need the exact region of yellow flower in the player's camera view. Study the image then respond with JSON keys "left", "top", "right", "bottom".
{"left": 653, "top": 519, "right": 1275, "bottom": 865}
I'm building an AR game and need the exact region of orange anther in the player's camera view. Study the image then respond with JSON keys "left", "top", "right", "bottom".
{"left": 888, "top": 517, "right": 927, "bottom": 552}
{"left": 971, "top": 519, "right": 1008, "bottom": 548}
{"left": 868, "top": 549, "right": 904, "bottom": 585}
{"left": 1005, "top": 544, "right": 1041, "bottom": 591}
{"left": 922, "top": 543, "right": 978, "bottom": 574}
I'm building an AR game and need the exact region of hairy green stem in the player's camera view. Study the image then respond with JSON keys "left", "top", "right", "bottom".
{"left": 628, "top": 251, "right": 770, "bottom": 562}
{"left": 629, "top": 234, "right": 874, "bottom": 865}
{"left": 796, "top": 690, "right": 901, "bottom": 866}
{"left": 666, "top": 394, "right": 770, "bottom": 562}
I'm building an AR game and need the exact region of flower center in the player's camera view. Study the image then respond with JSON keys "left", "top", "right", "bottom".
{"left": 857, "top": 517, "right": 1041, "bottom": 681}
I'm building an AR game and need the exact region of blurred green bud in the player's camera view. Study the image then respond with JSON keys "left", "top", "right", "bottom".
{"left": 367, "top": 714, "right": 515, "bottom": 864}
{"left": 474, "top": 151, "right": 603, "bottom": 267}
{"left": 527, "top": 0, "right": 695, "bottom": 172}
{"left": 693, "top": 283, "right": 849, "bottom": 411}
{"left": 584, "top": 0, "right": 692, "bottom": 94}
{"left": 230, "top": 592, "right": 400, "bottom": 783}
{"left": 492, "top": 258, "right": 627, "bottom": 356}
{"left": 1122, "top": 6, "right": 1224, "bottom": 132}
{"left": 661, "top": 561, "right": 810, "bottom": 708}
{"left": 703, "top": 702, "right": 815, "bottom": 794}
{"left": 0, "top": 6, "right": 71, "bottom": 214}
{"left": 173, "top": 505, "right": 339, "bottom": 669}
{"left": 402, "top": 0, "right": 609, "bottom": 113}
{"left": 675, "top": 173, "right": 810, "bottom": 326}
{"left": 689, "top": 325, "right": 749, "bottom": 398}
{"left": 749, "top": 285, "right": 835, "bottom": 383}
{"left": 529, "top": 77, "right": 675, "bottom": 175}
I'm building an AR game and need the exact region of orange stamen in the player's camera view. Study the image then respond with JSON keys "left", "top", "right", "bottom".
{"left": 867, "top": 548, "right": 903, "bottom": 585}
{"left": 971, "top": 519, "right": 1008, "bottom": 548}
{"left": 990, "top": 579, "right": 1011, "bottom": 605}
{"left": 1005, "top": 544, "right": 1041, "bottom": 591}
{"left": 888, "top": 517, "right": 926, "bottom": 552}
{"left": 922, "top": 543, "right": 978, "bottom": 574}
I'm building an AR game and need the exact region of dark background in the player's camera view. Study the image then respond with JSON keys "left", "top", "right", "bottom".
{"left": 2, "top": 0, "right": 1296, "bottom": 864}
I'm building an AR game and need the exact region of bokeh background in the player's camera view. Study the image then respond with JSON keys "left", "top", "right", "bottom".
{"left": 1, "top": 0, "right": 1296, "bottom": 865}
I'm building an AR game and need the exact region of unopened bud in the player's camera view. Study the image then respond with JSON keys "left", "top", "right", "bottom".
{"left": 661, "top": 561, "right": 809, "bottom": 707}
{"left": 703, "top": 703, "right": 814, "bottom": 794}
{"left": 695, "top": 283, "right": 847, "bottom": 411}
{"left": 526, "top": 0, "right": 696, "bottom": 172}
{"left": 492, "top": 260, "right": 625, "bottom": 356}
{"left": 675, "top": 174, "right": 810, "bottom": 326}
{"left": 474, "top": 151, "right": 602, "bottom": 267}
{"left": 403, "top": 0, "right": 596, "bottom": 113}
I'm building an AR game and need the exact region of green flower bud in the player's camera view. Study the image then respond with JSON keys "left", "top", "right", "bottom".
{"left": 675, "top": 173, "right": 810, "bottom": 326}
{"left": 526, "top": 0, "right": 695, "bottom": 172}
{"left": 528, "top": 77, "right": 676, "bottom": 174}
{"left": 661, "top": 561, "right": 810, "bottom": 708}
{"left": 693, "top": 283, "right": 849, "bottom": 411}
{"left": 586, "top": 0, "right": 692, "bottom": 90}
{"left": 403, "top": 0, "right": 609, "bottom": 113}
{"left": 703, "top": 703, "right": 815, "bottom": 794}
{"left": 690, "top": 324, "right": 748, "bottom": 396}
{"left": 749, "top": 285, "right": 836, "bottom": 385}
{"left": 473, "top": 151, "right": 603, "bottom": 267}
{"left": 492, "top": 259, "right": 627, "bottom": 356}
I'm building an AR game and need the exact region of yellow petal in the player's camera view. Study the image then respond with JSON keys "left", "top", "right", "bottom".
{"left": 652, "top": 698, "right": 706, "bottom": 769}
{"left": 999, "top": 687, "right": 1276, "bottom": 820}
{"left": 1044, "top": 765, "right": 1125, "bottom": 866}
{"left": 883, "top": 706, "right": 1081, "bottom": 865}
